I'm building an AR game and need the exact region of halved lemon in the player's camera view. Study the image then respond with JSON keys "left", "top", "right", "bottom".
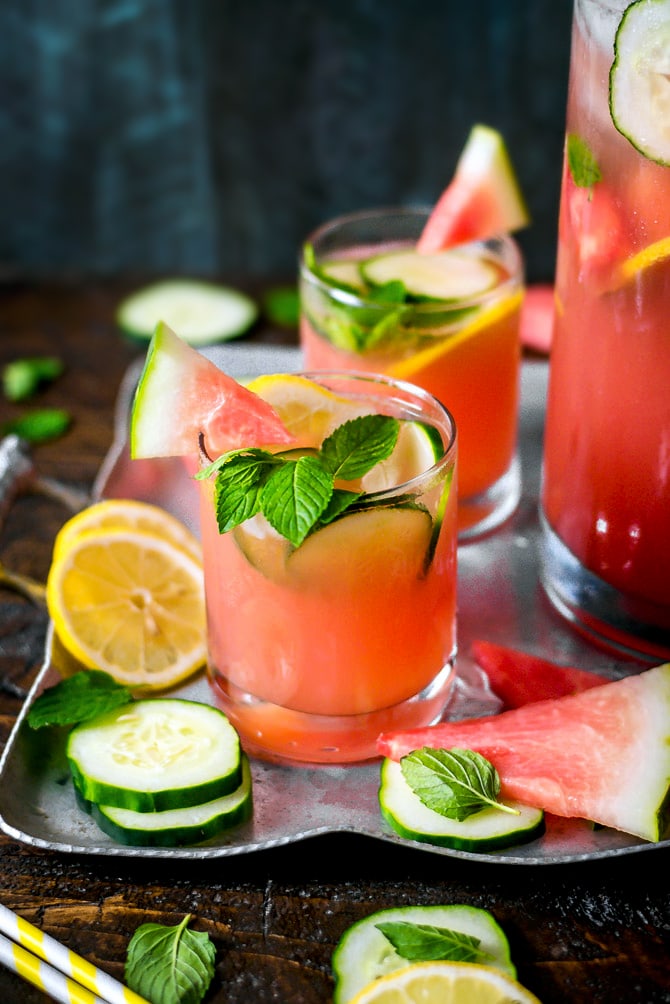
{"left": 46, "top": 527, "right": 206, "bottom": 691}
{"left": 53, "top": 498, "right": 202, "bottom": 564}
{"left": 349, "top": 961, "right": 541, "bottom": 1004}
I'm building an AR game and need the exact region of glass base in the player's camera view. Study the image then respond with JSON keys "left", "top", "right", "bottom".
{"left": 458, "top": 455, "right": 521, "bottom": 542}
{"left": 207, "top": 657, "right": 456, "bottom": 766}
{"left": 539, "top": 510, "right": 670, "bottom": 663}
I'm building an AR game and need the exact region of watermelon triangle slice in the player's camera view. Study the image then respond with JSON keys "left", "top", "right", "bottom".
{"left": 377, "top": 663, "right": 670, "bottom": 842}
{"left": 417, "top": 124, "right": 530, "bottom": 254}
{"left": 130, "top": 322, "right": 295, "bottom": 459}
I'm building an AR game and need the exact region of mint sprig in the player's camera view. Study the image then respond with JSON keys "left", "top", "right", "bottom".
{"left": 375, "top": 920, "right": 491, "bottom": 965}
{"left": 401, "top": 747, "right": 519, "bottom": 822}
{"left": 197, "top": 414, "right": 400, "bottom": 548}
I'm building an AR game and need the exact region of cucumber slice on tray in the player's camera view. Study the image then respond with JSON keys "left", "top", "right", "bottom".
{"left": 117, "top": 279, "right": 258, "bottom": 345}
{"left": 332, "top": 904, "right": 517, "bottom": 1004}
{"left": 76, "top": 756, "right": 253, "bottom": 847}
{"left": 67, "top": 699, "right": 242, "bottom": 812}
{"left": 610, "top": 0, "right": 670, "bottom": 166}
{"left": 379, "top": 758, "right": 545, "bottom": 852}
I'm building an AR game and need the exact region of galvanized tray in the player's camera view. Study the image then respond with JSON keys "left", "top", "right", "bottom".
{"left": 0, "top": 345, "right": 662, "bottom": 864}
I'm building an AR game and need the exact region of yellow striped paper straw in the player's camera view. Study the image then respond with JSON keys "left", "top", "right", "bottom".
{"left": 0, "top": 904, "right": 149, "bottom": 1004}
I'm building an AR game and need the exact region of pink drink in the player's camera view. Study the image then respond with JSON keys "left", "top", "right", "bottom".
{"left": 201, "top": 372, "right": 458, "bottom": 764}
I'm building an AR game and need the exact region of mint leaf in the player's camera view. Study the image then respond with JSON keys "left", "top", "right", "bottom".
{"left": 125, "top": 914, "right": 215, "bottom": 1004}
{"left": 320, "top": 415, "right": 399, "bottom": 480}
{"left": 3, "top": 357, "right": 64, "bottom": 402}
{"left": 261, "top": 454, "right": 333, "bottom": 546}
{"left": 212, "top": 450, "right": 278, "bottom": 531}
{"left": 317, "top": 488, "right": 363, "bottom": 525}
{"left": 567, "top": 133, "right": 602, "bottom": 188}
{"left": 401, "top": 747, "right": 519, "bottom": 822}
{"left": 2, "top": 408, "right": 71, "bottom": 443}
{"left": 27, "top": 670, "right": 133, "bottom": 729}
{"left": 375, "top": 920, "right": 488, "bottom": 964}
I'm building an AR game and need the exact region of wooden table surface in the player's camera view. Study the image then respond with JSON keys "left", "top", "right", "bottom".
{"left": 0, "top": 279, "right": 669, "bottom": 1004}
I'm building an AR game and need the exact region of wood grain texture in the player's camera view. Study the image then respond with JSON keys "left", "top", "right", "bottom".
{"left": 0, "top": 282, "right": 669, "bottom": 1003}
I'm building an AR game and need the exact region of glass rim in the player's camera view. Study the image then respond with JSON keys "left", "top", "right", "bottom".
{"left": 300, "top": 205, "right": 524, "bottom": 314}
{"left": 297, "top": 367, "right": 458, "bottom": 496}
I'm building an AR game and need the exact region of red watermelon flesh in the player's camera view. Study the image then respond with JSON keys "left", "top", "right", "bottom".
{"left": 471, "top": 640, "right": 606, "bottom": 709}
{"left": 377, "top": 663, "right": 670, "bottom": 842}
{"left": 131, "top": 322, "right": 296, "bottom": 459}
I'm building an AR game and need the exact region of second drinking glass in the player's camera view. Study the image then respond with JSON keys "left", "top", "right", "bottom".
{"left": 299, "top": 207, "right": 525, "bottom": 539}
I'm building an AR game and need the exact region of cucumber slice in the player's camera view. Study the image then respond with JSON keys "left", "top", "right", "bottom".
{"left": 361, "top": 249, "right": 498, "bottom": 302}
{"left": 67, "top": 699, "right": 242, "bottom": 812}
{"left": 610, "top": 0, "right": 670, "bottom": 166}
{"left": 77, "top": 756, "right": 253, "bottom": 847}
{"left": 320, "top": 259, "right": 368, "bottom": 294}
{"left": 332, "top": 904, "right": 516, "bottom": 1004}
{"left": 379, "top": 758, "right": 545, "bottom": 852}
{"left": 361, "top": 420, "right": 443, "bottom": 493}
{"left": 117, "top": 279, "right": 258, "bottom": 345}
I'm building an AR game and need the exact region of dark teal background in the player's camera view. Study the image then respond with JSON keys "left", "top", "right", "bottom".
{"left": 0, "top": 1, "right": 572, "bottom": 283}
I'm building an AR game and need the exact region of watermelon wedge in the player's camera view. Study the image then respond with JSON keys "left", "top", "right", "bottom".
{"left": 377, "top": 663, "right": 670, "bottom": 842}
{"left": 471, "top": 640, "right": 606, "bottom": 709}
{"left": 417, "top": 124, "right": 530, "bottom": 254}
{"left": 130, "top": 322, "right": 295, "bottom": 459}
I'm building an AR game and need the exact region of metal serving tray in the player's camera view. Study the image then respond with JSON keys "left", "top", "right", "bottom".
{"left": 0, "top": 345, "right": 663, "bottom": 864}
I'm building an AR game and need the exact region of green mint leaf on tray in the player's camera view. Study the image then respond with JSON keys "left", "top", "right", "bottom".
{"left": 2, "top": 357, "right": 64, "bottom": 402}
{"left": 27, "top": 670, "right": 133, "bottom": 729}
{"left": 2, "top": 408, "right": 71, "bottom": 443}
{"left": 401, "top": 747, "right": 519, "bottom": 822}
{"left": 320, "top": 415, "right": 399, "bottom": 481}
{"left": 375, "top": 920, "right": 488, "bottom": 965}
{"left": 125, "top": 914, "right": 215, "bottom": 1004}
{"left": 202, "top": 415, "right": 399, "bottom": 547}
{"left": 567, "top": 133, "right": 602, "bottom": 188}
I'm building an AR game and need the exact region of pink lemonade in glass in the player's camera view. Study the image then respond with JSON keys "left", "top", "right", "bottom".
{"left": 200, "top": 371, "right": 458, "bottom": 764}
{"left": 541, "top": 0, "right": 670, "bottom": 659}
{"left": 299, "top": 208, "right": 524, "bottom": 539}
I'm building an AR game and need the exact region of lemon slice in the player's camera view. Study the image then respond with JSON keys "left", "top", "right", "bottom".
{"left": 349, "top": 961, "right": 541, "bottom": 1004}
{"left": 53, "top": 499, "right": 202, "bottom": 564}
{"left": 387, "top": 289, "right": 523, "bottom": 382}
{"left": 246, "top": 373, "right": 370, "bottom": 444}
{"left": 46, "top": 527, "right": 206, "bottom": 691}
{"left": 611, "top": 235, "right": 670, "bottom": 288}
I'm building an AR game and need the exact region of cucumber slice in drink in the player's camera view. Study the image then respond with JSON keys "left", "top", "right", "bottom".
{"left": 332, "top": 904, "right": 516, "bottom": 1004}
{"left": 117, "top": 279, "right": 258, "bottom": 345}
{"left": 361, "top": 249, "right": 498, "bottom": 302}
{"left": 610, "top": 0, "right": 670, "bottom": 166}
{"left": 362, "top": 420, "right": 443, "bottom": 493}
{"left": 320, "top": 259, "right": 368, "bottom": 294}
{"left": 379, "top": 758, "right": 545, "bottom": 852}
{"left": 77, "top": 756, "right": 253, "bottom": 847}
{"left": 67, "top": 699, "right": 242, "bottom": 812}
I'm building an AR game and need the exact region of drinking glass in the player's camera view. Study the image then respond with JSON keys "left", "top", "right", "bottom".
{"left": 200, "top": 371, "right": 458, "bottom": 765}
{"left": 299, "top": 207, "right": 524, "bottom": 539}
{"left": 540, "top": 0, "right": 670, "bottom": 660}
